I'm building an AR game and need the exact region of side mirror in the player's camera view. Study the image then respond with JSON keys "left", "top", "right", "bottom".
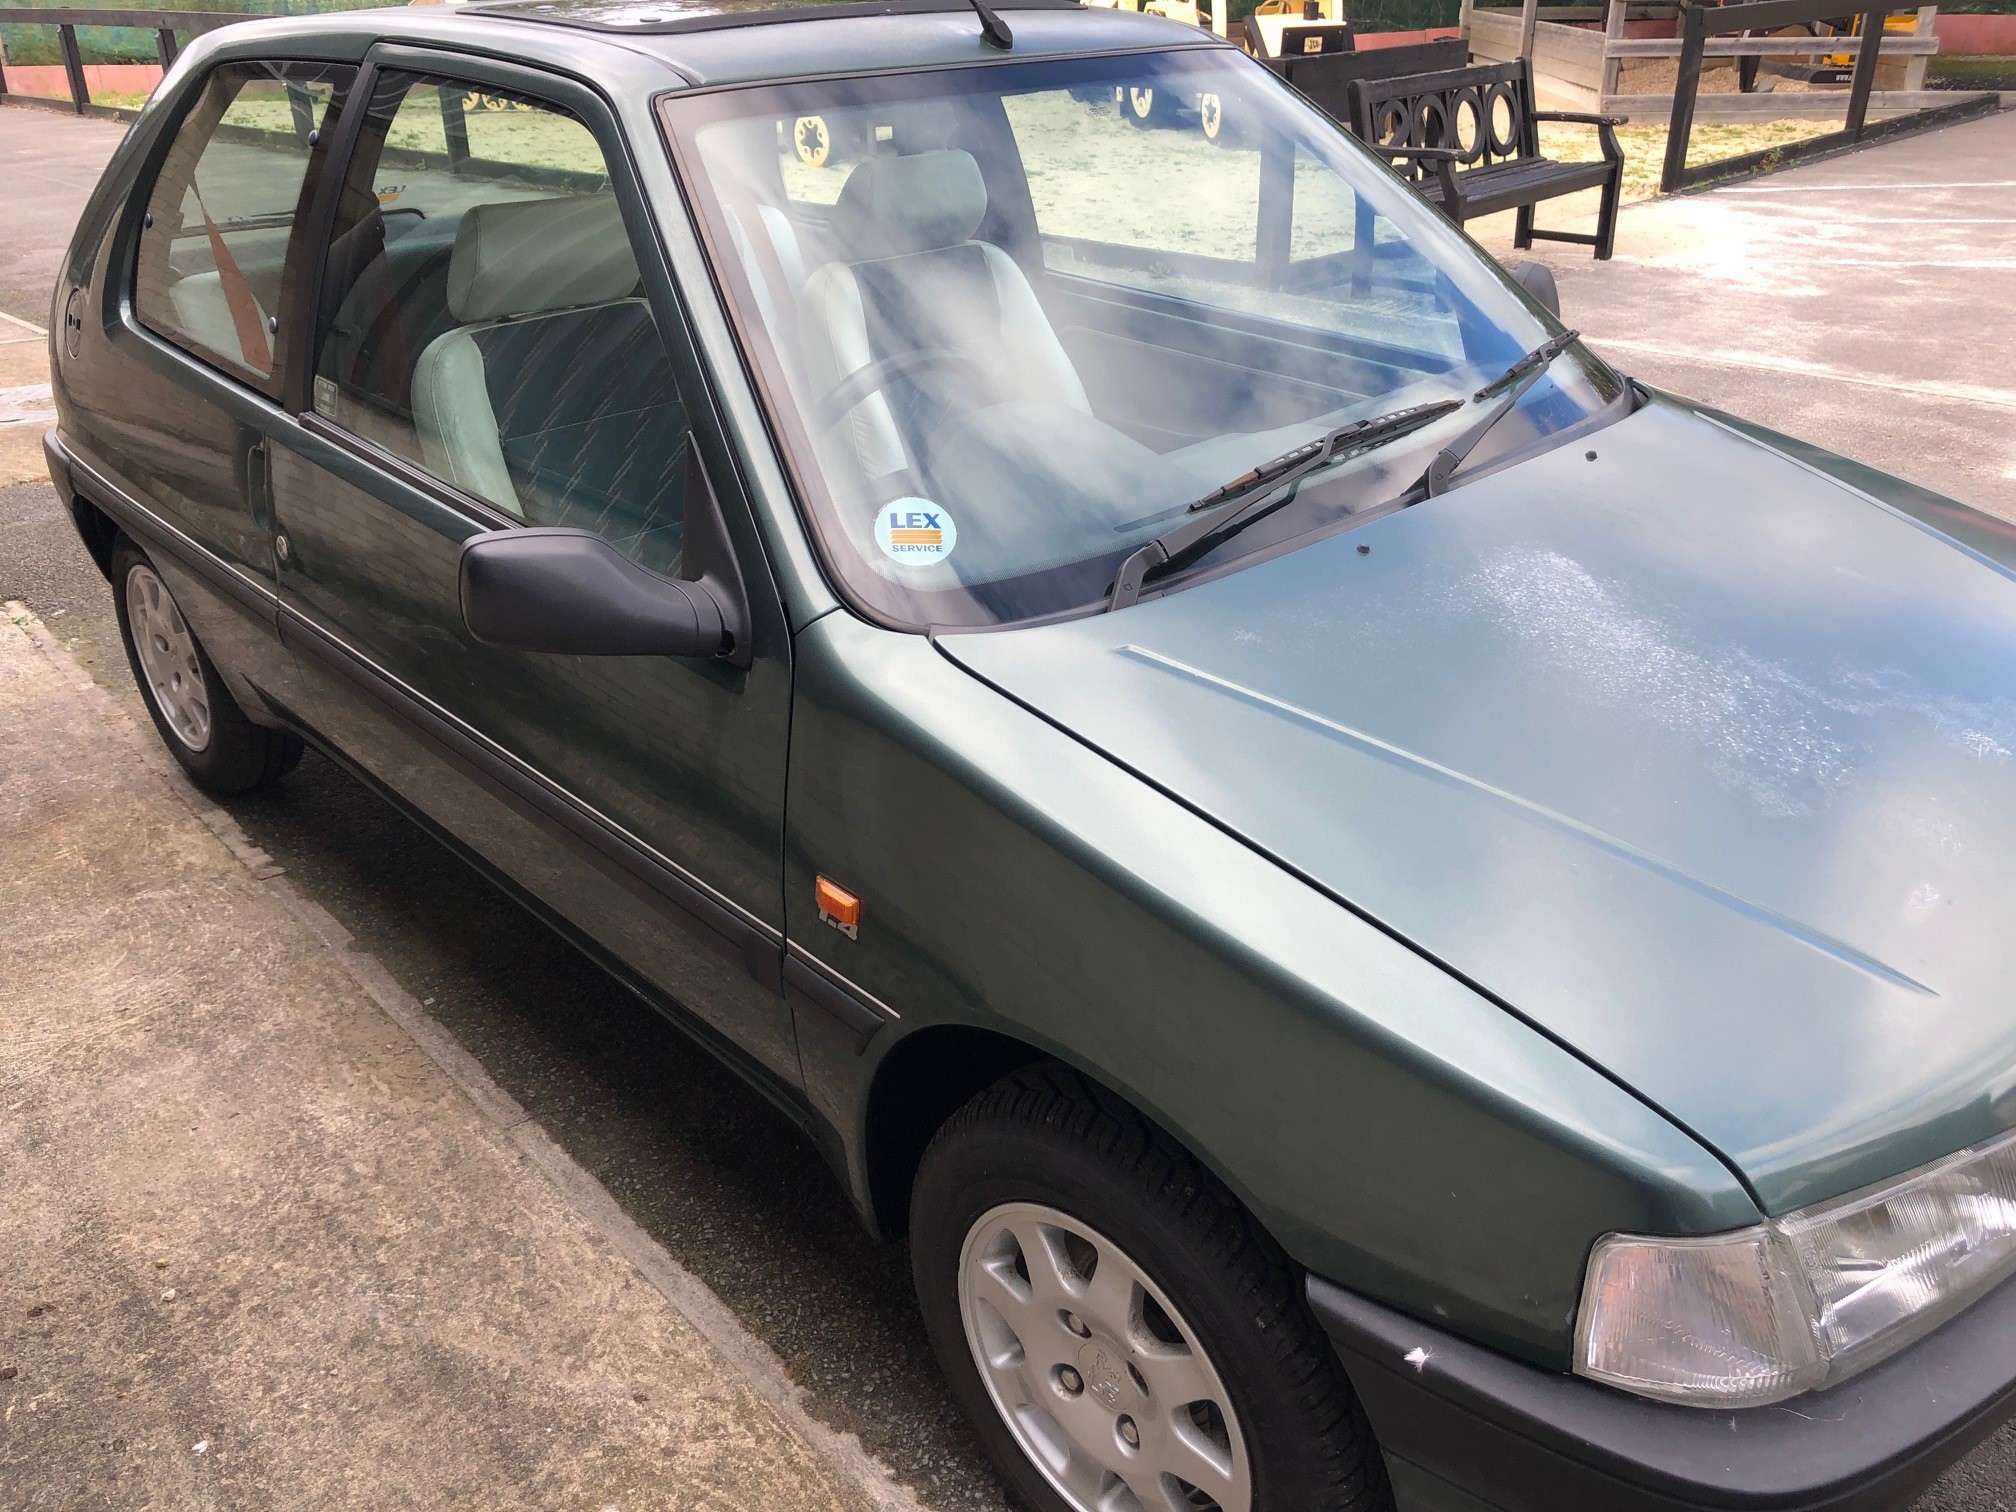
{"left": 460, "top": 528, "right": 727, "bottom": 658}
{"left": 1512, "top": 259, "right": 1562, "bottom": 320}
{"left": 457, "top": 441, "right": 754, "bottom": 666}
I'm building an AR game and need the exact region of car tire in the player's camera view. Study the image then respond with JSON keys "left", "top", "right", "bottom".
{"left": 112, "top": 537, "right": 302, "bottom": 795}
{"left": 912, "top": 1063, "right": 1393, "bottom": 1512}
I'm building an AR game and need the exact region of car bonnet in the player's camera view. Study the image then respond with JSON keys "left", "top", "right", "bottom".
{"left": 938, "top": 397, "right": 2016, "bottom": 1216}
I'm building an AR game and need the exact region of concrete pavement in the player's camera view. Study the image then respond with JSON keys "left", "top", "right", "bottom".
{"left": 1471, "top": 108, "right": 2016, "bottom": 526}
{"left": 0, "top": 602, "right": 900, "bottom": 1511}
{"left": 2, "top": 312, "right": 55, "bottom": 488}
{"left": 0, "top": 107, "right": 125, "bottom": 330}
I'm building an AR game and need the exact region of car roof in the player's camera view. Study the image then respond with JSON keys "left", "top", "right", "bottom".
{"left": 213, "top": 1, "right": 1221, "bottom": 92}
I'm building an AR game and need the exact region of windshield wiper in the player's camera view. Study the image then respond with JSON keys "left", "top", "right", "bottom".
{"left": 1107, "top": 398, "right": 1462, "bottom": 610}
{"left": 1414, "top": 329, "right": 1581, "bottom": 499}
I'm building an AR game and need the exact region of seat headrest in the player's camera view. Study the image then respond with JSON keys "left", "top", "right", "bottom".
{"left": 831, "top": 150, "right": 987, "bottom": 262}
{"left": 447, "top": 194, "right": 639, "bottom": 324}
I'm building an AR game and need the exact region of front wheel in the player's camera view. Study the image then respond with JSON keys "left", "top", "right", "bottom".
{"left": 912, "top": 1065, "right": 1393, "bottom": 1512}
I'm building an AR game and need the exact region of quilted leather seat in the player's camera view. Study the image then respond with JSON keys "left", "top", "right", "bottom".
{"left": 411, "top": 193, "right": 688, "bottom": 576}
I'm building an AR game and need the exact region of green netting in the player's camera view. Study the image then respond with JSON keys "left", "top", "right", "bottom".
{"left": 1224, "top": 0, "right": 1461, "bottom": 25}
{"left": 1341, "top": 0, "right": 1463, "bottom": 30}
{"left": 1, "top": 0, "right": 405, "bottom": 67}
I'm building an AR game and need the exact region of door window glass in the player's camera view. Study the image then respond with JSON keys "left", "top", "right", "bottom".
{"left": 135, "top": 60, "right": 355, "bottom": 391}
{"left": 313, "top": 75, "right": 686, "bottom": 576}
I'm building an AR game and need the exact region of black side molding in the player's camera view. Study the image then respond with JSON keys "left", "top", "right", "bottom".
{"left": 783, "top": 947, "right": 896, "bottom": 1056}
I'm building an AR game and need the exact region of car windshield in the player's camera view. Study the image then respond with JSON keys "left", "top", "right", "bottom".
{"left": 661, "top": 46, "right": 1623, "bottom": 627}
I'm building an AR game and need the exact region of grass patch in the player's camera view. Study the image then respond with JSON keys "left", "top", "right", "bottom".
{"left": 1538, "top": 117, "right": 1841, "bottom": 202}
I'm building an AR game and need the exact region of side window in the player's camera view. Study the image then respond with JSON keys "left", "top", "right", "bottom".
{"left": 1003, "top": 86, "right": 1260, "bottom": 299}
{"left": 313, "top": 75, "right": 687, "bottom": 577}
{"left": 1002, "top": 87, "right": 1460, "bottom": 353}
{"left": 135, "top": 61, "right": 355, "bottom": 393}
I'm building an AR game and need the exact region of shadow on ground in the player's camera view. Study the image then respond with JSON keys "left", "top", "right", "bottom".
{"left": 0, "top": 476, "right": 1014, "bottom": 1511}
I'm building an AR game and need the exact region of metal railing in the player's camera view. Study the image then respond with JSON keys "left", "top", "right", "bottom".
{"left": 1659, "top": 0, "right": 2001, "bottom": 194}
{"left": 0, "top": 7, "right": 247, "bottom": 115}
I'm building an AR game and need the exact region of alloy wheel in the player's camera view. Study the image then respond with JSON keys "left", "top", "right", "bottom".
{"left": 958, "top": 1201, "right": 1252, "bottom": 1512}
{"left": 126, "top": 563, "right": 212, "bottom": 752}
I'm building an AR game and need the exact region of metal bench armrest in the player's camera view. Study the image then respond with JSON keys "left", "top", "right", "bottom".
{"left": 1532, "top": 110, "right": 1627, "bottom": 127}
{"left": 1530, "top": 111, "right": 1626, "bottom": 165}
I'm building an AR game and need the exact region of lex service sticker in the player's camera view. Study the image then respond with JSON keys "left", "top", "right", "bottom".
{"left": 875, "top": 500, "right": 956, "bottom": 566}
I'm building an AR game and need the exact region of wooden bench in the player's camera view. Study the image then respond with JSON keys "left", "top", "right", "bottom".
{"left": 1345, "top": 57, "right": 1626, "bottom": 259}
{"left": 1259, "top": 36, "right": 1471, "bottom": 125}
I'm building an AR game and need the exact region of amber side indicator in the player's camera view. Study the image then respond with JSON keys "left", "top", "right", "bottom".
{"left": 816, "top": 875, "right": 860, "bottom": 939}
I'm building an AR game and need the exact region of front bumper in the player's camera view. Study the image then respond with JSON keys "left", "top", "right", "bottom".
{"left": 1309, "top": 1271, "right": 2016, "bottom": 1512}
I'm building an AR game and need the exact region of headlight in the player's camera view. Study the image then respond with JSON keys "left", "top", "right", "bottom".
{"left": 1575, "top": 1127, "right": 2016, "bottom": 1407}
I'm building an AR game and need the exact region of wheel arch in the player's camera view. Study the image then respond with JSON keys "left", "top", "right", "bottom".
{"left": 69, "top": 492, "right": 120, "bottom": 579}
{"left": 862, "top": 1023, "right": 1048, "bottom": 1240}
{"left": 859, "top": 1024, "right": 1280, "bottom": 1260}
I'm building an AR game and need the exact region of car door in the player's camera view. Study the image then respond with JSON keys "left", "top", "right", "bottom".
{"left": 79, "top": 58, "right": 356, "bottom": 709}
{"left": 262, "top": 52, "right": 802, "bottom": 1088}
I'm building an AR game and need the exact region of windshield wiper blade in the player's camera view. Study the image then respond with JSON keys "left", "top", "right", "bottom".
{"left": 1416, "top": 329, "right": 1580, "bottom": 499}
{"left": 1107, "top": 398, "right": 1461, "bottom": 610}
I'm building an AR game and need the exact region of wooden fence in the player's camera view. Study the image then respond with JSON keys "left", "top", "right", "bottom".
{"left": 1460, "top": 0, "right": 1951, "bottom": 119}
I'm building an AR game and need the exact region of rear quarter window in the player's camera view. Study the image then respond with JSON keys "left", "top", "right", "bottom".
{"left": 134, "top": 60, "right": 356, "bottom": 394}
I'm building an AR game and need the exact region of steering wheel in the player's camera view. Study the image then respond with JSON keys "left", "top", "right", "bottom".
{"left": 810, "top": 347, "right": 1003, "bottom": 435}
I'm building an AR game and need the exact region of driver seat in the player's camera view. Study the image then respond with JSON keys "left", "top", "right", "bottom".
{"left": 409, "top": 193, "right": 689, "bottom": 576}
{"left": 797, "top": 149, "right": 1089, "bottom": 487}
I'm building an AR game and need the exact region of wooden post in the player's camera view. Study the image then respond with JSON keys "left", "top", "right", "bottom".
{"left": 1601, "top": 0, "right": 1627, "bottom": 105}
{"left": 1902, "top": 2, "right": 1935, "bottom": 91}
{"left": 1517, "top": 0, "right": 1540, "bottom": 58}
{"left": 1843, "top": 1, "right": 1887, "bottom": 136}
{"left": 1459, "top": 0, "right": 1476, "bottom": 44}
{"left": 156, "top": 27, "right": 180, "bottom": 72}
{"left": 59, "top": 22, "right": 88, "bottom": 114}
{"left": 439, "top": 84, "right": 471, "bottom": 174}
{"left": 1660, "top": 0, "right": 1707, "bottom": 193}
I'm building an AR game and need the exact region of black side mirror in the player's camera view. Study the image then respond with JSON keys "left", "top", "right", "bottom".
{"left": 460, "top": 527, "right": 726, "bottom": 658}
{"left": 457, "top": 440, "right": 754, "bottom": 667}
{"left": 1512, "top": 259, "right": 1562, "bottom": 319}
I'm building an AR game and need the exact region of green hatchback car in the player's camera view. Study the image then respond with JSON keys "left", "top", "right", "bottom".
{"left": 44, "top": 2, "right": 2016, "bottom": 1507}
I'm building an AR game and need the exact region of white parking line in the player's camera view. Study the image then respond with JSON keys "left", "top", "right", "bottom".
{"left": 1720, "top": 182, "right": 2016, "bottom": 193}
{"left": 1585, "top": 338, "right": 2016, "bottom": 412}
{"left": 1723, "top": 216, "right": 2016, "bottom": 225}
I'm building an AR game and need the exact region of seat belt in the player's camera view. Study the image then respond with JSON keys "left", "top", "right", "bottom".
{"left": 191, "top": 182, "right": 273, "bottom": 374}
